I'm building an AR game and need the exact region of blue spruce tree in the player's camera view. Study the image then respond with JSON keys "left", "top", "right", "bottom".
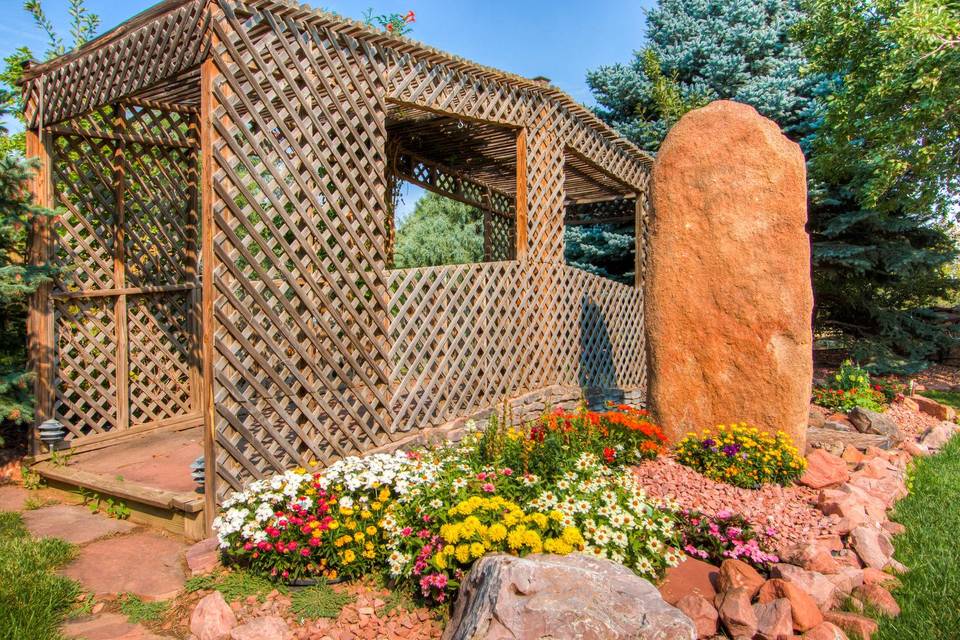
{"left": 585, "top": 0, "right": 957, "bottom": 372}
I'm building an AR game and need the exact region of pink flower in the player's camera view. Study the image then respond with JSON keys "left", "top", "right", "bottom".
{"left": 481, "top": 483, "right": 495, "bottom": 493}
{"left": 716, "top": 509, "right": 733, "bottom": 519}
{"left": 401, "top": 527, "right": 413, "bottom": 537}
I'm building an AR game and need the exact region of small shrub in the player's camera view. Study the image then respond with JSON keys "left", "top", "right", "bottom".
{"left": 674, "top": 509, "right": 779, "bottom": 570}
{"left": 289, "top": 582, "right": 355, "bottom": 620}
{"left": 184, "top": 570, "right": 286, "bottom": 603}
{"left": 812, "top": 360, "right": 886, "bottom": 412}
{"left": 673, "top": 424, "right": 806, "bottom": 489}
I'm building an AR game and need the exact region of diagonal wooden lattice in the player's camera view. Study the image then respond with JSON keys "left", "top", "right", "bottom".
{"left": 566, "top": 197, "right": 637, "bottom": 226}
{"left": 45, "top": 102, "right": 200, "bottom": 441}
{"left": 389, "top": 262, "right": 645, "bottom": 430}
{"left": 209, "top": 3, "right": 394, "bottom": 496}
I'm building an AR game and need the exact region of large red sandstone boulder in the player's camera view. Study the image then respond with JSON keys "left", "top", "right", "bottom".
{"left": 647, "top": 100, "right": 812, "bottom": 448}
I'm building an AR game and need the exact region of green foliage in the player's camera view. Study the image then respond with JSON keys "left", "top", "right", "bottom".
{"left": 0, "top": 510, "right": 81, "bottom": 640}
{"left": 117, "top": 593, "right": 168, "bottom": 624}
{"left": 797, "top": 0, "right": 960, "bottom": 372}
{"left": 876, "top": 436, "right": 960, "bottom": 639}
{"left": 587, "top": 0, "right": 822, "bottom": 151}
{"left": 362, "top": 8, "right": 415, "bottom": 36}
{"left": 24, "top": 0, "right": 100, "bottom": 59}
{"left": 184, "top": 570, "right": 288, "bottom": 603}
{"left": 289, "top": 582, "right": 355, "bottom": 620}
{"left": 563, "top": 223, "right": 635, "bottom": 284}
{"left": 673, "top": 423, "right": 807, "bottom": 489}
{"left": 798, "top": 0, "right": 960, "bottom": 222}
{"left": 393, "top": 192, "right": 483, "bottom": 268}
{"left": 812, "top": 359, "right": 887, "bottom": 412}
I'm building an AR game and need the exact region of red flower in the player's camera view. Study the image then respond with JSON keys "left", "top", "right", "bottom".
{"left": 603, "top": 447, "right": 616, "bottom": 463}
{"left": 405, "top": 10, "right": 416, "bottom": 23}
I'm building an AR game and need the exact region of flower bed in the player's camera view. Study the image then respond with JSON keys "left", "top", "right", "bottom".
{"left": 813, "top": 359, "right": 887, "bottom": 412}
{"left": 214, "top": 406, "right": 683, "bottom": 603}
{"left": 673, "top": 423, "right": 806, "bottom": 488}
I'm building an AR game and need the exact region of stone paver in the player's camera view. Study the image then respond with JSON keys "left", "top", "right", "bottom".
{"left": 62, "top": 613, "right": 169, "bottom": 640}
{"left": 0, "top": 484, "right": 29, "bottom": 511}
{"left": 22, "top": 504, "right": 136, "bottom": 544}
{"left": 63, "top": 531, "right": 186, "bottom": 601}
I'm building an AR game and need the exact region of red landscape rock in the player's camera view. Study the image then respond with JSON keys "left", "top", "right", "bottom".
{"left": 757, "top": 579, "right": 823, "bottom": 632}
{"left": 658, "top": 558, "right": 719, "bottom": 605}
{"left": 800, "top": 449, "right": 850, "bottom": 489}
{"left": 646, "top": 100, "right": 813, "bottom": 448}
{"left": 911, "top": 395, "right": 956, "bottom": 421}
{"left": 853, "top": 584, "right": 901, "bottom": 618}
{"left": 862, "top": 567, "right": 900, "bottom": 589}
{"left": 848, "top": 526, "right": 895, "bottom": 570}
{"left": 824, "top": 611, "right": 879, "bottom": 640}
{"left": 186, "top": 538, "right": 222, "bottom": 577}
{"left": 770, "top": 564, "right": 838, "bottom": 611}
{"left": 752, "top": 598, "right": 793, "bottom": 640}
{"left": 191, "top": 592, "right": 237, "bottom": 640}
{"left": 803, "top": 621, "right": 849, "bottom": 640}
{"left": 716, "top": 587, "right": 758, "bottom": 639}
{"left": 840, "top": 445, "right": 865, "bottom": 466}
{"left": 230, "top": 616, "right": 290, "bottom": 640}
{"left": 62, "top": 613, "right": 165, "bottom": 640}
{"left": 675, "top": 594, "right": 718, "bottom": 639}
{"left": 826, "top": 568, "right": 864, "bottom": 597}
{"left": 782, "top": 542, "right": 840, "bottom": 575}
{"left": 717, "top": 559, "right": 766, "bottom": 599}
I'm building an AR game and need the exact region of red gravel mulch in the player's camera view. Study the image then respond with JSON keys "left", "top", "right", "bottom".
{"left": 886, "top": 401, "right": 942, "bottom": 439}
{"left": 632, "top": 457, "right": 838, "bottom": 554}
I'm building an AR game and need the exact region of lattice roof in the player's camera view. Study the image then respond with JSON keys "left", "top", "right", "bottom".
{"left": 21, "top": 0, "right": 653, "bottom": 176}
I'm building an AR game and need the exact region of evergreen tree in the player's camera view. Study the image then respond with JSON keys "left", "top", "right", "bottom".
{"left": 393, "top": 192, "right": 484, "bottom": 268}
{"left": 587, "top": 0, "right": 958, "bottom": 371}
{"left": 564, "top": 224, "right": 636, "bottom": 285}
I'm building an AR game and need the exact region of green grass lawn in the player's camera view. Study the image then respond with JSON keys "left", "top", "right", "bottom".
{"left": 0, "top": 511, "right": 81, "bottom": 640}
{"left": 876, "top": 436, "right": 960, "bottom": 640}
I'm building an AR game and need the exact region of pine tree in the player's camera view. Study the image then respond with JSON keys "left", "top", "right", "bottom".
{"left": 587, "top": 0, "right": 958, "bottom": 372}
{"left": 393, "top": 192, "right": 484, "bottom": 268}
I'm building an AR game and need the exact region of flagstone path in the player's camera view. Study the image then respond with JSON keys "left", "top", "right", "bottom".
{"left": 1, "top": 484, "right": 184, "bottom": 639}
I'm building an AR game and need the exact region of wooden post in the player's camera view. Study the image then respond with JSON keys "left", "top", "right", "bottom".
{"left": 634, "top": 192, "right": 644, "bottom": 289}
{"left": 515, "top": 128, "right": 528, "bottom": 260}
{"left": 186, "top": 110, "right": 203, "bottom": 414}
{"left": 113, "top": 104, "right": 130, "bottom": 431}
{"left": 200, "top": 53, "right": 219, "bottom": 529}
{"left": 26, "top": 129, "right": 54, "bottom": 456}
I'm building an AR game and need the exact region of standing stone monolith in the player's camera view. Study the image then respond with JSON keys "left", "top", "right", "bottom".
{"left": 646, "top": 100, "right": 812, "bottom": 449}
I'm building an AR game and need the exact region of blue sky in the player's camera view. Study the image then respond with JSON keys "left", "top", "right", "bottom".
{"left": 0, "top": 0, "right": 655, "bottom": 217}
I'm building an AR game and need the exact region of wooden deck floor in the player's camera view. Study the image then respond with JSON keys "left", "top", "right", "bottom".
{"left": 32, "top": 425, "right": 207, "bottom": 540}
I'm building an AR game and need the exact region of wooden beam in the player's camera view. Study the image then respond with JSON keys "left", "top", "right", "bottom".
{"left": 635, "top": 192, "right": 644, "bottom": 289}
{"left": 199, "top": 52, "right": 219, "bottom": 529}
{"left": 25, "top": 129, "right": 55, "bottom": 456}
{"left": 45, "top": 125, "right": 198, "bottom": 150}
{"left": 515, "top": 127, "right": 528, "bottom": 260}
{"left": 112, "top": 104, "right": 130, "bottom": 432}
{"left": 51, "top": 282, "right": 199, "bottom": 300}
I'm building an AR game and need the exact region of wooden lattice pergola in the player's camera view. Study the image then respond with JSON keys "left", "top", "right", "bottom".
{"left": 23, "top": 0, "right": 654, "bottom": 516}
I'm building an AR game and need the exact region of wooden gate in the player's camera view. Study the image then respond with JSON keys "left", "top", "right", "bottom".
{"left": 38, "top": 102, "right": 202, "bottom": 444}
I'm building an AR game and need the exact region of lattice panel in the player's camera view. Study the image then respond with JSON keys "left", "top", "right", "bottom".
{"left": 389, "top": 262, "right": 644, "bottom": 430}
{"left": 566, "top": 197, "right": 637, "bottom": 226}
{"left": 51, "top": 111, "right": 117, "bottom": 294}
{"left": 483, "top": 212, "right": 516, "bottom": 262}
{"left": 210, "top": 4, "right": 394, "bottom": 497}
{"left": 44, "top": 101, "right": 200, "bottom": 443}
{"left": 127, "top": 292, "right": 194, "bottom": 425}
{"left": 124, "top": 106, "right": 198, "bottom": 287}
{"left": 53, "top": 297, "right": 117, "bottom": 438}
{"left": 526, "top": 107, "right": 567, "bottom": 264}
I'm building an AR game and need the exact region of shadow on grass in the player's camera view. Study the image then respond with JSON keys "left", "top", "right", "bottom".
{"left": 876, "top": 436, "right": 960, "bottom": 640}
